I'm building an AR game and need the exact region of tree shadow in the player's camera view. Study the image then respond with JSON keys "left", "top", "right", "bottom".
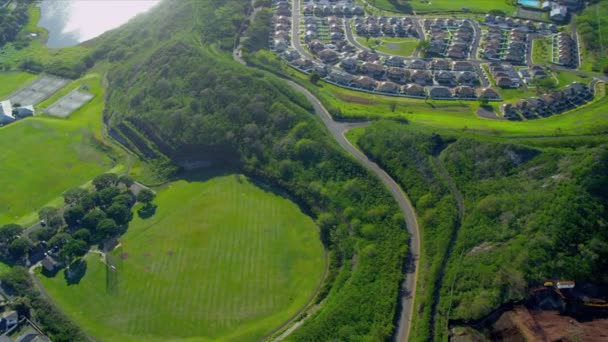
{"left": 137, "top": 203, "right": 157, "bottom": 219}
{"left": 64, "top": 259, "right": 87, "bottom": 285}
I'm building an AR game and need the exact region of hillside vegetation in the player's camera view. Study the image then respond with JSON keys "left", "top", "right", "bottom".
{"left": 356, "top": 122, "right": 608, "bottom": 340}
{"left": 53, "top": 0, "right": 410, "bottom": 340}
{"left": 576, "top": 0, "right": 608, "bottom": 73}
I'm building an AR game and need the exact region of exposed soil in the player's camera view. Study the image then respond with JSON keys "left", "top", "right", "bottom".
{"left": 476, "top": 107, "right": 503, "bottom": 120}
{"left": 492, "top": 306, "right": 608, "bottom": 341}
{"left": 335, "top": 93, "right": 375, "bottom": 105}
{"left": 119, "top": 253, "right": 129, "bottom": 260}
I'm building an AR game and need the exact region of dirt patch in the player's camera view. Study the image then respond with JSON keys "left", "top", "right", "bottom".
{"left": 386, "top": 43, "right": 400, "bottom": 50}
{"left": 120, "top": 253, "right": 129, "bottom": 260}
{"left": 167, "top": 250, "right": 174, "bottom": 256}
{"left": 144, "top": 267, "right": 150, "bottom": 272}
{"left": 143, "top": 253, "right": 151, "bottom": 258}
{"left": 466, "top": 242, "right": 496, "bottom": 257}
{"left": 492, "top": 306, "right": 608, "bottom": 341}
{"left": 476, "top": 107, "right": 502, "bottom": 120}
{"left": 335, "top": 93, "right": 375, "bottom": 105}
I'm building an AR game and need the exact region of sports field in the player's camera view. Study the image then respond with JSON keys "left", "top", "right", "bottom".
{"left": 0, "top": 73, "right": 117, "bottom": 224}
{"left": 38, "top": 175, "right": 325, "bottom": 342}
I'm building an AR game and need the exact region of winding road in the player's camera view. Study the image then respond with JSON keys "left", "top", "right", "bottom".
{"left": 234, "top": 4, "right": 420, "bottom": 340}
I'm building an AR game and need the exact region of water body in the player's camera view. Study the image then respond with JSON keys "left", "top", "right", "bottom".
{"left": 38, "top": 0, "right": 159, "bottom": 48}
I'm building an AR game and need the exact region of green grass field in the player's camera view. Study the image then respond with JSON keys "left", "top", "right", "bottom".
{"left": 531, "top": 37, "right": 552, "bottom": 65}
{"left": 369, "top": 0, "right": 515, "bottom": 14}
{"left": 0, "top": 71, "right": 37, "bottom": 99}
{"left": 38, "top": 174, "right": 325, "bottom": 342}
{"left": 0, "top": 73, "right": 119, "bottom": 224}
{"left": 355, "top": 36, "right": 418, "bottom": 57}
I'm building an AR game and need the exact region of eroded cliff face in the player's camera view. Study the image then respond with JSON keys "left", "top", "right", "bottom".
{"left": 451, "top": 306, "right": 608, "bottom": 342}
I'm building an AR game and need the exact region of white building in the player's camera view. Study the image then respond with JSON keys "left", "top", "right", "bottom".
{"left": 0, "top": 100, "right": 14, "bottom": 124}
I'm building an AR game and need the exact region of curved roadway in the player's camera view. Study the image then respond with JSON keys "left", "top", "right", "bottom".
{"left": 285, "top": 80, "right": 420, "bottom": 342}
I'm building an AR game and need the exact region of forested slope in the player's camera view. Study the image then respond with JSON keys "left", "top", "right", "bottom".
{"left": 87, "top": 0, "right": 409, "bottom": 340}
{"left": 358, "top": 122, "right": 608, "bottom": 340}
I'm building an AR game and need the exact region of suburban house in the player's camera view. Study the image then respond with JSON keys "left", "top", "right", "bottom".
{"left": 403, "top": 83, "right": 426, "bottom": 97}
{"left": 360, "top": 61, "right": 386, "bottom": 79}
{"left": 0, "top": 100, "right": 15, "bottom": 124}
{"left": 550, "top": 5, "right": 568, "bottom": 22}
{"left": 318, "top": 49, "right": 339, "bottom": 64}
{"left": 328, "top": 69, "right": 355, "bottom": 85}
{"left": 410, "top": 70, "right": 432, "bottom": 85}
{"left": 340, "top": 57, "right": 358, "bottom": 72}
{"left": 431, "top": 59, "right": 451, "bottom": 71}
{"left": 434, "top": 71, "right": 456, "bottom": 86}
{"left": 478, "top": 87, "right": 501, "bottom": 100}
{"left": 385, "top": 56, "right": 404, "bottom": 67}
{"left": 387, "top": 67, "right": 409, "bottom": 83}
{"left": 376, "top": 81, "right": 400, "bottom": 94}
{"left": 454, "top": 85, "right": 476, "bottom": 99}
{"left": 457, "top": 71, "right": 478, "bottom": 85}
{"left": 428, "top": 86, "right": 453, "bottom": 99}
{"left": 0, "top": 311, "right": 18, "bottom": 331}
{"left": 452, "top": 61, "right": 474, "bottom": 72}
{"left": 407, "top": 59, "right": 427, "bottom": 70}
{"left": 352, "top": 76, "right": 377, "bottom": 90}
{"left": 42, "top": 255, "right": 60, "bottom": 273}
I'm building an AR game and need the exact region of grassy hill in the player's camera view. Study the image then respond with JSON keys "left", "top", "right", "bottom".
{"left": 39, "top": 174, "right": 325, "bottom": 342}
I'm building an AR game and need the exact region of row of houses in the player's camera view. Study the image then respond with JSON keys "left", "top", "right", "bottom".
{"left": 424, "top": 18, "right": 475, "bottom": 59}
{"left": 0, "top": 100, "right": 35, "bottom": 125}
{"left": 483, "top": 15, "right": 540, "bottom": 33}
{"left": 273, "top": 14, "right": 291, "bottom": 52}
{"left": 275, "top": 0, "right": 291, "bottom": 16}
{"left": 501, "top": 82, "right": 592, "bottom": 120}
{"left": 353, "top": 16, "right": 419, "bottom": 38}
{"left": 554, "top": 32, "right": 577, "bottom": 67}
{"left": 304, "top": 16, "right": 345, "bottom": 42}
{"left": 303, "top": 4, "right": 363, "bottom": 17}
{"left": 482, "top": 27, "right": 527, "bottom": 64}
{"left": 324, "top": 70, "right": 500, "bottom": 99}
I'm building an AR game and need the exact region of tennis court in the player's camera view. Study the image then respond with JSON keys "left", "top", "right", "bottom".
{"left": 7, "top": 75, "right": 69, "bottom": 106}
{"left": 45, "top": 89, "right": 95, "bottom": 118}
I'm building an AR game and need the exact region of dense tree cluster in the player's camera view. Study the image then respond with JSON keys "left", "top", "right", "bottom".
{"left": 0, "top": 173, "right": 156, "bottom": 341}
{"left": 576, "top": 0, "right": 608, "bottom": 73}
{"left": 0, "top": 0, "right": 35, "bottom": 48}
{"left": 358, "top": 121, "right": 608, "bottom": 339}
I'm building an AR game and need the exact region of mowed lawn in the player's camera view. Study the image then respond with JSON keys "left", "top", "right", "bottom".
{"left": 355, "top": 36, "right": 418, "bottom": 57}
{"left": 0, "top": 73, "right": 116, "bottom": 224}
{"left": 39, "top": 175, "right": 325, "bottom": 342}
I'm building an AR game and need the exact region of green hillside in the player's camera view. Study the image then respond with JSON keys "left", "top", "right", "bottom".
{"left": 353, "top": 121, "right": 608, "bottom": 340}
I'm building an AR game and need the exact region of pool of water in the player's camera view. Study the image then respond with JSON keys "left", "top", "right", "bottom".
{"left": 518, "top": 0, "right": 540, "bottom": 8}
{"left": 38, "top": 0, "right": 160, "bottom": 48}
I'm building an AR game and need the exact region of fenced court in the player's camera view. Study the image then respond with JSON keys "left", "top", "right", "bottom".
{"left": 45, "top": 89, "right": 95, "bottom": 117}
{"left": 7, "top": 75, "right": 69, "bottom": 106}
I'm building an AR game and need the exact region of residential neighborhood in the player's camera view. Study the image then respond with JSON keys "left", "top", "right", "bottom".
{"left": 269, "top": 0, "right": 600, "bottom": 119}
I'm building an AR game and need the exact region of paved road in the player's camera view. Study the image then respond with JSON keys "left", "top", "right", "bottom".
{"left": 291, "top": 0, "right": 314, "bottom": 60}
{"left": 286, "top": 80, "right": 420, "bottom": 342}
